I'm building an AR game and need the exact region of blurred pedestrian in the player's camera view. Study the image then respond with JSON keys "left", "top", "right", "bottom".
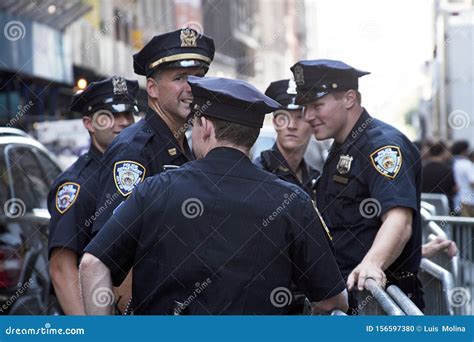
{"left": 452, "top": 140, "right": 474, "bottom": 217}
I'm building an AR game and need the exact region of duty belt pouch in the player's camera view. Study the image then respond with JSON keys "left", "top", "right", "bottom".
{"left": 388, "top": 271, "right": 416, "bottom": 298}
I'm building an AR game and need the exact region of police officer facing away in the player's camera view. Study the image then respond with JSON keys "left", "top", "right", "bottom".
{"left": 255, "top": 79, "right": 319, "bottom": 199}
{"left": 291, "top": 60, "right": 423, "bottom": 310}
{"left": 48, "top": 76, "right": 137, "bottom": 315}
{"left": 80, "top": 76, "right": 348, "bottom": 315}
{"left": 91, "top": 29, "right": 214, "bottom": 312}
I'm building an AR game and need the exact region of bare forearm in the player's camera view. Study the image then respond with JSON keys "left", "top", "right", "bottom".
{"left": 79, "top": 253, "right": 113, "bottom": 315}
{"left": 51, "top": 267, "right": 85, "bottom": 315}
{"left": 311, "top": 290, "right": 349, "bottom": 314}
{"left": 363, "top": 208, "right": 412, "bottom": 270}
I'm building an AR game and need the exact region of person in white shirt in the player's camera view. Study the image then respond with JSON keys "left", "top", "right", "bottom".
{"left": 451, "top": 141, "right": 474, "bottom": 217}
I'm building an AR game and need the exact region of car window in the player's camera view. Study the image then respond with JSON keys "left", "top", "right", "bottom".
{"left": 34, "top": 149, "right": 61, "bottom": 186}
{"left": 7, "top": 146, "right": 51, "bottom": 210}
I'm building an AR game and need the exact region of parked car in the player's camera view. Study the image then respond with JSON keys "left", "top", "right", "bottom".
{"left": 0, "top": 127, "right": 62, "bottom": 314}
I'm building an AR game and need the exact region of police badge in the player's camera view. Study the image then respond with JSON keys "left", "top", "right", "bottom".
{"left": 336, "top": 155, "right": 353, "bottom": 175}
{"left": 180, "top": 28, "right": 198, "bottom": 47}
{"left": 112, "top": 76, "right": 128, "bottom": 95}
{"left": 56, "top": 182, "right": 80, "bottom": 214}
{"left": 370, "top": 145, "right": 402, "bottom": 179}
{"left": 113, "top": 161, "right": 146, "bottom": 196}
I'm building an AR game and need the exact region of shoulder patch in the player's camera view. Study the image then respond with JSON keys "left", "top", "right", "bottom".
{"left": 113, "top": 160, "right": 146, "bottom": 196}
{"left": 370, "top": 145, "right": 402, "bottom": 179}
{"left": 56, "top": 182, "right": 80, "bottom": 214}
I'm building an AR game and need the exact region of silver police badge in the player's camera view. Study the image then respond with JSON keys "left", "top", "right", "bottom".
{"left": 336, "top": 155, "right": 353, "bottom": 175}
{"left": 370, "top": 145, "right": 402, "bottom": 179}
{"left": 112, "top": 76, "right": 128, "bottom": 95}
{"left": 56, "top": 182, "right": 80, "bottom": 214}
{"left": 293, "top": 65, "right": 305, "bottom": 86}
{"left": 114, "top": 161, "right": 146, "bottom": 196}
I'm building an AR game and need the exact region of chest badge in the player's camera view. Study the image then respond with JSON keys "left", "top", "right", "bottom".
{"left": 114, "top": 160, "right": 146, "bottom": 196}
{"left": 370, "top": 145, "right": 402, "bottom": 179}
{"left": 56, "top": 182, "right": 80, "bottom": 214}
{"left": 336, "top": 155, "right": 353, "bottom": 175}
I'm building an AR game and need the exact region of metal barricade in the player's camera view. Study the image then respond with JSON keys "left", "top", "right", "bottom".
{"left": 419, "top": 258, "right": 455, "bottom": 315}
{"left": 386, "top": 285, "right": 423, "bottom": 315}
{"left": 421, "top": 193, "right": 451, "bottom": 216}
{"left": 427, "top": 215, "right": 474, "bottom": 315}
{"left": 354, "top": 279, "right": 405, "bottom": 315}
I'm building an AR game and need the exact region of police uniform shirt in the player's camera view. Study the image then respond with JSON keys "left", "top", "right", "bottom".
{"left": 48, "top": 144, "right": 103, "bottom": 257}
{"left": 316, "top": 109, "right": 422, "bottom": 279}
{"left": 85, "top": 147, "right": 345, "bottom": 314}
{"left": 91, "top": 108, "right": 192, "bottom": 235}
{"left": 254, "top": 143, "right": 320, "bottom": 199}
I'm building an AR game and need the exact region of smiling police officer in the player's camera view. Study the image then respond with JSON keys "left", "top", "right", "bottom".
{"left": 80, "top": 76, "right": 348, "bottom": 315}
{"left": 290, "top": 59, "right": 423, "bottom": 312}
{"left": 255, "top": 79, "right": 319, "bottom": 200}
{"left": 48, "top": 76, "right": 137, "bottom": 315}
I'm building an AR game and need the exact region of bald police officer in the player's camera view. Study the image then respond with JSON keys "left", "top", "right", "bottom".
{"left": 48, "top": 76, "right": 137, "bottom": 314}
{"left": 291, "top": 59, "right": 423, "bottom": 311}
{"left": 80, "top": 76, "right": 348, "bottom": 315}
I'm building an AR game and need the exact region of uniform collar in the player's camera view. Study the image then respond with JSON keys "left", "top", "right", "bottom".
{"left": 205, "top": 146, "right": 250, "bottom": 161}
{"left": 265, "top": 144, "right": 310, "bottom": 178}
{"left": 89, "top": 143, "right": 103, "bottom": 162}
{"left": 145, "top": 108, "right": 193, "bottom": 161}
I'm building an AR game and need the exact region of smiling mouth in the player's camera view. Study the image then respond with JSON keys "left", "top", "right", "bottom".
{"left": 180, "top": 99, "right": 193, "bottom": 105}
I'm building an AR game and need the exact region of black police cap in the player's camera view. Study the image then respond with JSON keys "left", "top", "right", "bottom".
{"left": 264, "top": 79, "right": 300, "bottom": 110}
{"left": 133, "top": 28, "right": 215, "bottom": 76}
{"left": 290, "top": 59, "right": 370, "bottom": 105}
{"left": 187, "top": 76, "right": 281, "bottom": 128}
{"left": 70, "top": 76, "right": 139, "bottom": 116}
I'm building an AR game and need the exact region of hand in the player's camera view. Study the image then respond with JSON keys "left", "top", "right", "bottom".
{"left": 422, "top": 237, "right": 458, "bottom": 258}
{"left": 347, "top": 260, "right": 386, "bottom": 291}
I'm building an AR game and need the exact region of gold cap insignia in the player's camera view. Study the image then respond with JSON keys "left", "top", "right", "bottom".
{"left": 112, "top": 76, "right": 128, "bottom": 95}
{"left": 168, "top": 148, "right": 177, "bottom": 156}
{"left": 180, "top": 28, "right": 198, "bottom": 47}
{"left": 293, "top": 65, "right": 305, "bottom": 86}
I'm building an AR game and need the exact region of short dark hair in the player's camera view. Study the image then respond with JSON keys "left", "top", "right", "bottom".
{"left": 332, "top": 90, "right": 362, "bottom": 104}
{"left": 451, "top": 140, "right": 469, "bottom": 156}
{"left": 429, "top": 141, "right": 447, "bottom": 157}
{"left": 196, "top": 115, "right": 260, "bottom": 150}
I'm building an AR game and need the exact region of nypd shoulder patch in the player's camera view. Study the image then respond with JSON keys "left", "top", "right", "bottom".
{"left": 370, "top": 145, "right": 402, "bottom": 179}
{"left": 113, "top": 160, "right": 146, "bottom": 197}
{"left": 56, "top": 182, "right": 81, "bottom": 214}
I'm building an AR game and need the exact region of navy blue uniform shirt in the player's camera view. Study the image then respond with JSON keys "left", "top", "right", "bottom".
{"left": 48, "top": 144, "right": 103, "bottom": 257}
{"left": 85, "top": 147, "right": 344, "bottom": 314}
{"left": 316, "top": 109, "right": 422, "bottom": 279}
{"left": 92, "top": 108, "right": 192, "bottom": 235}
{"left": 254, "top": 143, "right": 320, "bottom": 200}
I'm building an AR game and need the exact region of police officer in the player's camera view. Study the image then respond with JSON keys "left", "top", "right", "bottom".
{"left": 79, "top": 76, "right": 348, "bottom": 315}
{"left": 93, "top": 28, "right": 215, "bottom": 235}
{"left": 290, "top": 59, "right": 423, "bottom": 311}
{"left": 48, "top": 76, "right": 138, "bottom": 315}
{"left": 91, "top": 29, "right": 214, "bottom": 312}
{"left": 255, "top": 79, "right": 319, "bottom": 199}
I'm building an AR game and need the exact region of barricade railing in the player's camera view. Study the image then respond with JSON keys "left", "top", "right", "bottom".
{"left": 386, "top": 285, "right": 423, "bottom": 315}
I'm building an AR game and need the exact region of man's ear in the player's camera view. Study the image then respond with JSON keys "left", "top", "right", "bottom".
{"left": 344, "top": 90, "right": 357, "bottom": 109}
{"left": 146, "top": 77, "right": 159, "bottom": 99}
{"left": 82, "top": 116, "right": 95, "bottom": 133}
{"left": 201, "top": 116, "right": 213, "bottom": 140}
